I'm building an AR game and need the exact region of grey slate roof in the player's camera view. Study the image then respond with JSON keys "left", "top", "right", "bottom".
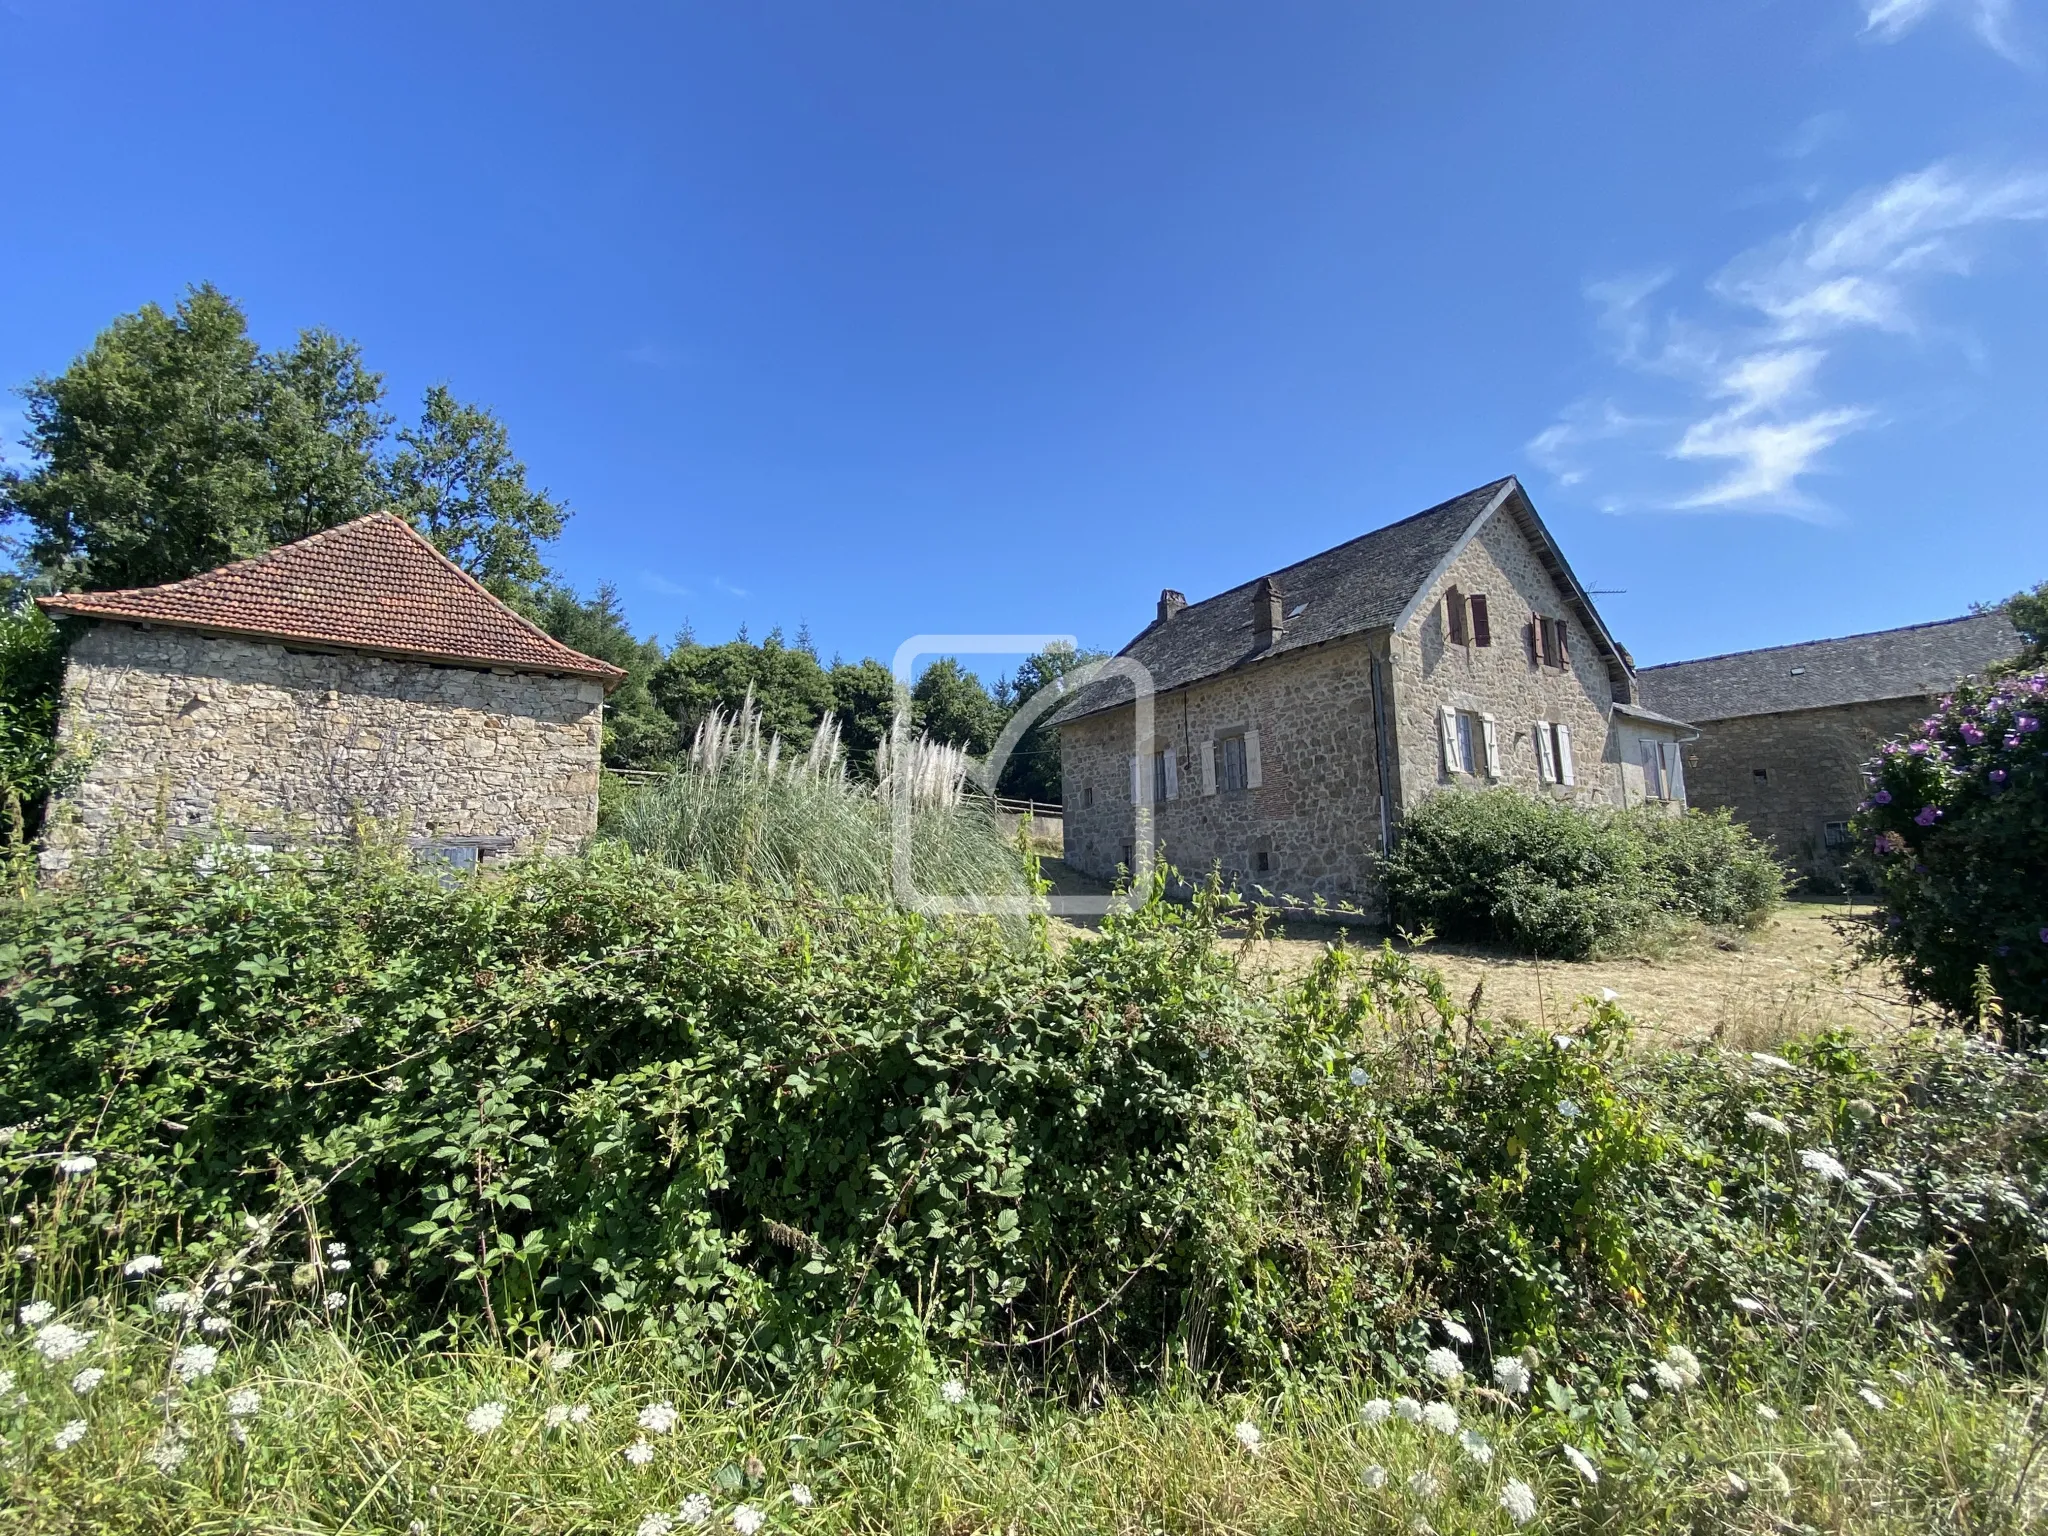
{"left": 1052, "top": 478, "right": 1525, "bottom": 724}
{"left": 1635, "top": 612, "right": 2023, "bottom": 724}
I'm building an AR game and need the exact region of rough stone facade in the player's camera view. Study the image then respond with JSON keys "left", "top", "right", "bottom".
{"left": 1679, "top": 697, "right": 1932, "bottom": 886}
{"left": 42, "top": 623, "right": 604, "bottom": 870}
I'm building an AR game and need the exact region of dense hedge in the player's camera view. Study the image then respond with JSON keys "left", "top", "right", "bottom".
{"left": 1853, "top": 671, "right": 2048, "bottom": 1040}
{"left": 1380, "top": 790, "right": 1785, "bottom": 959}
{"left": 3, "top": 845, "right": 2041, "bottom": 1394}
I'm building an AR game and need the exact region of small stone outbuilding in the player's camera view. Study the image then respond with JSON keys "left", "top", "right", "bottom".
{"left": 35, "top": 513, "right": 625, "bottom": 873}
{"left": 1636, "top": 612, "right": 2022, "bottom": 886}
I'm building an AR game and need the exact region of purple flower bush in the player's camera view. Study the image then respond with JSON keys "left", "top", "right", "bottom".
{"left": 1854, "top": 672, "right": 2048, "bottom": 1040}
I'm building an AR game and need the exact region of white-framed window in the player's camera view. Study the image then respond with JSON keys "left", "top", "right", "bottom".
{"left": 1533, "top": 720, "right": 1576, "bottom": 786}
{"left": 1439, "top": 707, "right": 1501, "bottom": 778}
{"left": 1640, "top": 739, "right": 1665, "bottom": 800}
{"left": 1218, "top": 733, "right": 1255, "bottom": 792}
{"left": 1152, "top": 745, "right": 1179, "bottom": 803}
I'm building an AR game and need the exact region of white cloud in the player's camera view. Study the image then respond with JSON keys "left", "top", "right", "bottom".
{"left": 642, "top": 573, "right": 693, "bottom": 598}
{"left": 1858, "top": 0, "right": 2026, "bottom": 61}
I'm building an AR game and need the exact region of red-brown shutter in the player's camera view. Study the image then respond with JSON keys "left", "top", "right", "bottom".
{"left": 1470, "top": 594, "right": 1491, "bottom": 647}
{"left": 1446, "top": 586, "right": 1468, "bottom": 645}
{"left": 1556, "top": 620, "right": 1569, "bottom": 665}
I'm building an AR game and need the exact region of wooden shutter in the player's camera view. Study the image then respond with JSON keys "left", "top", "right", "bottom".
{"left": 1439, "top": 705, "right": 1460, "bottom": 774}
{"left": 1534, "top": 720, "right": 1554, "bottom": 783}
{"left": 1470, "top": 594, "right": 1491, "bottom": 647}
{"left": 1243, "top": 729, "right": 1263, "bottom": 789}
{"left": 1446, "top": 586, "right": 1468, "bottom": 645}
{"left": 1555, "top": 620, "right": 1570, "bottom": 666}
{"left": 1201, "top": 739, "right": 1218, "bottom": 796}
{"left": 1639, "top": 739, "right": 1662, "bottom": 800}
{"left": 1128, "top": 754, "right": 1140, "bottom": 804}
{"left": 1163, "top": 746, "right": 1179, "bottom": 801}
{"left": 1480, "top": 713, "right": 1500, "bottom": 778}
{"left": 1556, "top": 723, "right": 1576, "bottom": 786}
{"left": 1663, "top": 742, "right": 1686, "bottom": 804}
{"left": 1527, "top": 617, "right": 1541, "bottom": 666}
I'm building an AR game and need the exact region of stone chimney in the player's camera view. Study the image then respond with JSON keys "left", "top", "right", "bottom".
{"left": 1253, "top": 576, "right": 1284, "bottom": 648}
{"left": 1157, "top": 589, "right": 1187, "bottom": 623}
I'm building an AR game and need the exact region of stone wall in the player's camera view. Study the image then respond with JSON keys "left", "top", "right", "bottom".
{"left": 42, "top": 622, "right": 604, "bottom": 870}
{"left": 1680, "top": 696, "right": 1929, "bottom": 884}
{"left": 1058, "top": 632, "right": 1388, "bottom": 910}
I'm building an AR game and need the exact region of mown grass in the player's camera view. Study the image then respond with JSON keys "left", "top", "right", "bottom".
{"left": 5, "top": 1312, "right": 2043, "bottom": 1534}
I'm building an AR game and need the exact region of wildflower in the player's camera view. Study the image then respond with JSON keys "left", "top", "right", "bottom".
{"left": 550, "top": 1349, "right": 577, "bottom": 1373}
{"left": 1499, "top": 1478, "right": 1538, "bottom": 1526}
{"left": 123, "top": 1254, "right": 165, "bottom": 1277}
{"left": 680, "top": 1493, "right": 714, "bottom": 1525}
{"left": 1349, "top": 1066, "right": 1369, "bottom": 1087}
{"left": 1744, "top": 1110, "right": 1790, "bottom": 1137}
{"left": 323, "top": 1291, "right": 347, "bottom": 1311}
{"left": 570, "top": 1403, "right": 593, "bottom": 1425}
{"left": 1873, "top": 789, "right": 1891, "bottom": 803}
{"left": 0, "top": 1371, "right": 11, "bottom": 1393}
{"left": 1830, "top": 1427, "right": 1862, "bottom": 1460}
{"left": 1361, "top": 1397, "right": 1392, "bottom": 1424}
{"left": 201, "top": 1314, "right": 231, "bottom": 1335}
{"left": 1652, "top": 1361, "right": 1686, "bottom": 1390}
{"left": 1493, "top": 1356, "right": 1530, "bottom": 1395}
{"left": 53, "top": 1419, "right": 88, "bottom": 1452}
{"left": 1552, "top": 1034, "right": 1577, "bottom": 1050}
{"left": 70, "top": 1367, "right": 106, "bottom": 1395}
{"left": 330, "top": 1259, "right": 352, "bottom": 1273}
{"left": 1755, "top": 1403, "right": 1780, "bottom": 1423}
{"left": 1422, "top": 1347, "right": 1463, "bottom": 1382}
{"left": 171, "top": 1344, "right": 220, "bottom": 1383}
{"left": 1662, "top": 1344, "right": 1702, "bottom": 1387}
{"left": 1857, "top": 1386, "right": 1889, "bottom": 1411}
{"left": 1563, "top": 1444, "right": 1599, "bottom": 1483}
{"left": 544, "top": 1404, "right": 572, "bottom": 1429}
{"left": 1556, "top": 1097, "right": 1582, "bottom": 1121}
{"left": 465, "top": 1401, "right": 508, "bottom": 1436}
{"left": 1233, "top": 1420, "right": 1262, "bottom": 1454}
{"left": 1393, "top": 1395, "right": 1423, "bottom": 1422}
{"left": 1626, "top": 1382, "right": 1649, "bottom": 1401}
{"left": 1989, "top": 768, "right": 2008, "bottom": 784}
{"left": 227, "top": 1387, "right": 261, "bottom": 1417}
{"left": 146, "top": 1429, "right": 189, "bottom": 1474}
{"left": 326, "top": 1242, "right": 348, "bottom": 1258}
{"left": 1439, "top": 1318, "right": 1472, "bottom": 1345}
{"left": 19, "top": 1300, "right": 55, "bottom": 1326}
{"left": 1750, "top": 1053, "right": 1797, "bottom": 1073}
{"left": 154, "top": 1290, "right": 201, "bottom": 1317}
{"left": 1457, "top": 1428, "right": 1493, "bottom": 1464}
{"left": 57, "top": 1154, "right": 98, "bottom": 1176}
{"left": 31, "top": 1322, "right": 95, "bottom": 1363}
{"left": 731, "top": 1507, "right": 765, "bottom": 1535}
{"left": 1907, "top": 740, "right": 1930, "bottom": 756}
{"left": 940, "top": 1378, "right": 969, "bottom": 1405}
{"left": 1422, "top": 1401, "right": 1459, "bottom": 1435}
{"left": 789, "top": 1483, "right": 814, "bottom": 1506}
{"left": 1799, "top": 1149, "right": 1849, "bottom": 1183}
{"left": 13, "top": 1245, "right": 31, "bottom": 1261}
{"left": 1914, "top": 805, "right": 1940, "bottom": 827}
{"left": 229, "top": 1419, "right": 250, "bottom": 1446}
{"left": 623, "top": 1437, "right": 656, "bottom": 1467}
{"left": 638, "top": 1517, "right": 675, "bottom": 1536}
{"left": 1407, "top": 1469, "right": 1440, "bottom": 1500}
{"left": 639, "top": 1401, "right": 680, "bottom": 1434}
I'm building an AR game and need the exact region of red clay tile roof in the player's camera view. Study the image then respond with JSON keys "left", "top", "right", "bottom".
{"left": 36, "top": 513, "right": 627, "bottom": 688}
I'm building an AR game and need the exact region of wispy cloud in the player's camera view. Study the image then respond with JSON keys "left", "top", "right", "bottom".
{"left": 1859, "top": 0, "right": 2027, "bottom": 62}
{"left": 1529, "top": 161, "right": 2048, "bottom": 517}
{"left": 642, "top": 573, "right": 694, "bottom": 598}
{"left": 714, "top": 577, "right": 751, "bottom": 599}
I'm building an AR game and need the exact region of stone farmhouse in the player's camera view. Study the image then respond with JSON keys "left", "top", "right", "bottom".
{"left": 35, "top": 513, "right": 625, "bottom": 873}
{"left": 1636, "top": 612, "right": 2022, "bottom": 886}
{"left": 1050, "top": 476, "right": 1694, "bottom": 909}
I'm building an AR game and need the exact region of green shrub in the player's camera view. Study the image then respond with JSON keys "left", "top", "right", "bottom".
{"left": 1381, "top": 790, "right": 1784, "bottom": 958}
{"left": 1852, "top": 672, "right": 2048, "bottom": 1039}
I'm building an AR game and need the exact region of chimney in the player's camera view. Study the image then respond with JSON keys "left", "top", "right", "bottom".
{"left": 1157, "top": 589, "right": 1187, "bottom": 623}
{"left": 1253, "top": 576, "right": 1284, "bottom": 648}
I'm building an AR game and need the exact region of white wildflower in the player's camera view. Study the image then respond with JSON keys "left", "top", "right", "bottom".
{"left": 623, "top": 1437, "right": 656, "bottom": 1467}
{"left": 1599, "top": 987, "right": 1619, "bottom": 1001}
{"left": 1626, "top": 1382, "right": 1649, "bottom": 1401}
{"left": 1393, "top": 1395, "right": 1423, "bottom": 1422}
{"left": 1663, "top": 1344, "right": 1702, "bottom": 1386}
{"left": 1798, "top": 1149, "right": 1849, "bottom": 1183}
{"left": 789, "top": 1482, "right": 814, "bottom": 1506}
{"left": 57, "top": 1154, "right": 98, "bottom": 1176}
{"left": 1763, "top": 1462, "right": 1793, "bottom": 1498}
{"left": 1744, "top": 1111, "right": 1791, "bottom": 1138}
{"left": 31, "top": 1322, "right": 95, "bottom": 1363}
{"left": 639, "top": 1401, "right": 680, "bottom": 1434}
{"left": 465, "top": 1400, "right": 508, "bottom": 1436}
{"left": 1830, "top": 1427, "right": 1862, "bottom": 1460}
{"left": 1349, "top": 1066, "right": 1369, "bottom": 1086}
{"left": 731, "top": 1507, "right": 765, "bottom": 1536}
{"left": 570, "top": 1403, "right": 593, "bottom": 1425}
{"left": 1863, "top": 1169, "right": 1906, "bottom": 1196}
{"left": 1439, "top": 1318, "right": 1472, "bottom": 1345}
{"left": 325, "top": 1242, "right": 348, "bottom": 1258}
{"left": 1750, "top": 1053, "right": 1797, "bottom": 1073}
{"left": 154, "top": 1290, "right": 201, "bottom": 1317}
{"left": 330, "top": 1259, "right": 352, "bottom": 1273}
{"left": 1556, "top": 1098, "right": 1582, "bottom": 1121}
{"left": 13, "top": 1245, "right": 32, "bottom": 1261}
{"left": 123, "top": 1254, "right": 165, "bottom": 1277}
{"left": 550, "top": 1349, "right": 577, "bottom": 1373}
{"left": 0, "top": 1371, "right": 11, "bottom": 1394}
{"left": 323, "top": 1291, "right": 347, "bottom": 1311}
{"left": 1499, "top": 1478, "right": 1538, "bottom": 1526}
{"left": 1361, "top": 1463, "right": 1387, "bottom": 1489}
{"left": 1422, "top": 1346, "right": 1463, "bottom": 1382}
{"left": 1492, "top": 1356, "right": 1530, "bottom": 1395}
{"left": 1458, "top": 1428, "right": 1493, "bottom": 1464}
{"left": 1407, "top": 1469, "right": 1440, "bottom": 1500}
{"left": 53, "top": 1419, "right": 89, "bottom": 1452}
{"left": 1361, "top": 1397, "right": 1392, "bottom": 1424}
{"left": 200, "top": 1314, "right": 231, "bottom": 1335}
{"left": 1552, "top": 1033, "right": 1578, "bottom": 1049}
{"left": 1857, "top": 1386, "right": 1889, "bottom": 1411}
{"left": 637, "top": 1517, "right": 675, "bottom": 1536}
{"left": 1652, "top": 1361, "right": 1686, "bottom": 1390}
{"left": 229, "top": 1418, "right": 249, "bottom": 1446}
{"left": 1563, "top": 1444, "right": 1598, "bottom": 1483}
{"left": 1233, "top": 1420, "right": 1262, "bottom": 1454}
{"left": 19, "top": 1300, "right": 54, "bottom": 1327}
{"left": 679, "top": 1492, "right": 714, "bottom": 1525}
{"left": 1755, "top": 1403, "right": 1780, "bottom": 1423}
{"left": 940, "top": 1378, "right": 969, "bottom": 1405}
{"left": 227, "top": 1387, "right": 261, "bottom": 1417}
{"left": 70, "top": 1367, "right": 106, "bottom": 1395}
{"left": 146, "top": 1428, "right": 189, "bottom": 1473}
{"left": 544, "top": 1404, "right": 572, "bottom": 1429}
{"left": 171, "top": 1344, "right": 219, "bottom": 1383}
{"left": 1422, "top": 1401, "right": 1459, "bottom": 1435}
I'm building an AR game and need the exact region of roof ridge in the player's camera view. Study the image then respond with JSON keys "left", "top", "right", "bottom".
{"left": 49, "top": 512, "right": 416, "bottom": 603}
{"left": 1638, "top": 610, "right": 2011, "bottom": 673}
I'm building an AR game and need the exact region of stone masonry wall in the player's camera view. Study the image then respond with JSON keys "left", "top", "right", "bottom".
{"left": 1389, "top": 510, "right": 1630, "bottom": 810}
{"left": 1681, "top": 696, "right": 1930, "bottom": 885}
{"left": 42, "top": 623, "right": 604, "bottom": 870}
{"left": 1058, "top": 632, "right": 1387, "bottom": 910}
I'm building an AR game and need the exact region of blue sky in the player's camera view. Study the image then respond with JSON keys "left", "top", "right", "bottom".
{"left": 2, "top": 1, "right": 2045, "bottom": 679}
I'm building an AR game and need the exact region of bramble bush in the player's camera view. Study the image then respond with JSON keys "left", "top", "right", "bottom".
{"left": 2, "top": 843, "right": 2042, "bottom": 1403}
{"left": 1380, "top": 790, "right": 1785, "bottom": 959}
{"left": 1852, "top": 671, "right": 2048, "bottom": 1040}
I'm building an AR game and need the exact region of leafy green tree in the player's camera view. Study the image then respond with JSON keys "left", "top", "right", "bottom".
{"left": 526, "top": 583, "right": 672, "bottom": 769}
{"left": 384, "top": 385, "right": 565, "bottom": 598}
{"left": 995, "top": 643, "right": 1105, "bottom": 803}
{"left": 2002, "top": 580, "right": 2047, "bottom": 672}
{"left": 649, "top": 629, "right": 836, "bottom": 748}
{"left": 911, "top": 657, "right": 1002, "bottom": 755}
{"left": 0, "top": 602, "right": 77, "bottom": 842}
{"left": 827, "top": 656, "right": 902, "bottom": 777}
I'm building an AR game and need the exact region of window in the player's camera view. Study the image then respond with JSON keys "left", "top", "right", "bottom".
{"left": 1753, "top": 768, "right": 1769, "bottom": 786}
{"left": 1121, "top": 842, "right": 1134, "bottom": 870}
{"left": 1824, "top": 821, "right": 1850, "bottom": 849}
{"left": 1151, "top": 746, "right": 1179, "bottom": 803}
{"left": 1255, "top": 849, "right": 1271, "bottom": 874}
{"left": 1440, "top": 707, "right": 1500, "bottom": 778}
{"left": 1640, "top": 739, "right": 1665, "bottom": 800}
{"left": 1533, "top": 720, "right": 1576, "bottom": 786}
{"left": 1470, "top": 594, "right": 1491, "bottom": 647}
{"left": 1219, "top": 733, "right": 1248, "bottom": 792}
{"left": 1082, "top": 785, "right": 1094, "bottom": 809}
{"left": 1532, "top": 616, "right": 1570, "bottom": 669}
{"left": 1455, "top": 711, "right": 1476, "bottom": 774}
{"left": 1446, "top": 586, "right": 1469, "bottom": 646}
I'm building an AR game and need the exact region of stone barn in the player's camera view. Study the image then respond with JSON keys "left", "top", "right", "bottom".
{"left": 1636, "top": 612, "right": 2022, "bottom": 886}
{"left": 35, "top": 513, "right": 625, "bottom": 873}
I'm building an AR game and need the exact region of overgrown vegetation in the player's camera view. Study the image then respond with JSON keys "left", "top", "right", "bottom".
{"left": 1852, "top": 670, "right": 2047, "bottom": 1041}
{"left": 1381, "top": 790, "right": 1786, "bottom": 959}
